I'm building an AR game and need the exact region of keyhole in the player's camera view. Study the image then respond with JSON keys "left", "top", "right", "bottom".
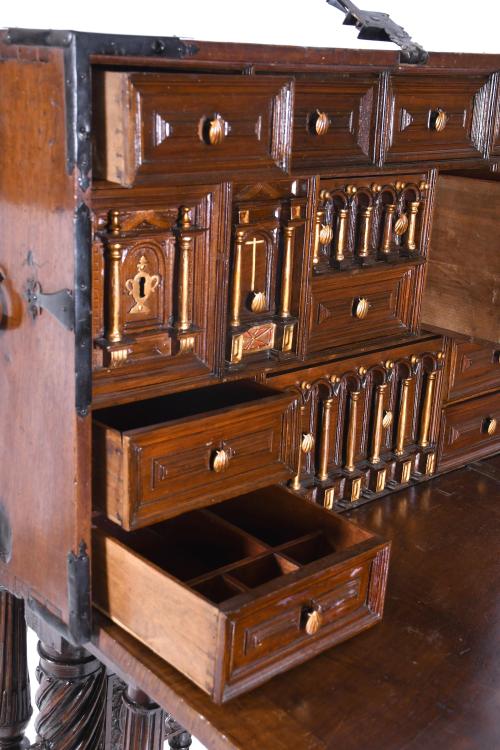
{"left": 139, "top": 276, "right": 146, "bottom": 298}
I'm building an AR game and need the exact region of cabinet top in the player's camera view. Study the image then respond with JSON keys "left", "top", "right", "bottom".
{"left": 3, "top": 28, "right": 500, "bottom": 74}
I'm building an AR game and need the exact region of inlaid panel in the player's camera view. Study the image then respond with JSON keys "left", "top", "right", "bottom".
{"left": 91, "top": 186, "right": 223, "bottom": 405}
{"left": 225, "top": 181, "right": 312, "bottom": 370}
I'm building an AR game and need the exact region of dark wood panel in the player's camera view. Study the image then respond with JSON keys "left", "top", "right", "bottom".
{"left": 446, "top": 338, "right": 500, "bottom": 402}
{"left": 422, "top": 175, "right": 500, "bottom": 344}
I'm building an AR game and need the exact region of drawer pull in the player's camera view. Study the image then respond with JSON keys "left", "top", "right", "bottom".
{"left": 382, "top": 410, "right": 393, "bottom": 429}
{"left": 211, "top": 448, "right": 231, "bottom": 473}
{"left": 202, "top": 114, "right": 227, "bottom": 145}
{"left": 250, "top": 291, "right": 268, "bottom": 314}
{"left": 484, "top": 418, "right": 498, "bottom": 437}
{"left": 353, "top": 297, "right": 369, "bottom": 320}
{"left": 303, "top": 607, "right": 323, "bottom": 636}
{"left": 310, "top": 110, "right": 330, "bottom": 136}
{"left": 394, "top": 213, "right": 409, "bottom": 236}
{"left": 430, "top": 108, "right": 448, "bottom": 132}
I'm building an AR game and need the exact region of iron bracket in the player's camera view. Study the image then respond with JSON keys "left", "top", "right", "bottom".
{"left": 327, "top": 0, "right": 428, "bottom": 64}
{"left": 25, "top": 278, "right": 75, "bottom": 331}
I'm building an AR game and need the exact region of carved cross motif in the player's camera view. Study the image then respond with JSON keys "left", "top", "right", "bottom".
{"left": 245, "top": 236, "right": 266, "bottom": 290}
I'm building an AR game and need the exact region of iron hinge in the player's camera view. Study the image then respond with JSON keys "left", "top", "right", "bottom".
{"left": 25, "top": 279, "right": 75, "bottom": 331}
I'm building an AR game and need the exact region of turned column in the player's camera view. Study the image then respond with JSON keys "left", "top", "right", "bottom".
{"left": 0, "top": 591, "right": 32, "bottom": 750}
{"left": 120, "top": 687, "right": 165, "bottom": 750}
{"left": 34, "top": 640, "right": 106, "bottom": 749}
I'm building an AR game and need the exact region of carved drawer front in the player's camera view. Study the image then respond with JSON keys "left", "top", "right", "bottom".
{"left": 225, "top": 181, "right": 311, "bottom": 371}
{"left": 268, "top": 338, "right": 445, "bottom": 508}
{"left": 439, "top": 390, "right": 500, "bottom": 471}
{"left": 380, "top": 74, "right": 491, "bottom": 164}
{"left": 312, "top": 173, "right": 432, "bottom": 271}
{"left": 91, "top": 191, "right": 223, "bottom": 405}
{"left": 93, "top": 486, "right": 390, "bottom": 703}
{"left": 308, "top": 262, "right": 419, "bottom": 355}
{"left": 447, "top": 340, "right": 500, "bottom": 403}
{"left": 291, "top": 76, "right": 377, "bottom": 170}
{"left": 95, "top": 72, "right": 293, "bottom": 186}
{"left": 93, "top": 382, "right": 297, "bottom": 530}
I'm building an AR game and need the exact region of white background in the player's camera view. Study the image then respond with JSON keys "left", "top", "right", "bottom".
{"left": 4, "top": 0, "right": 499, "bottom": 746}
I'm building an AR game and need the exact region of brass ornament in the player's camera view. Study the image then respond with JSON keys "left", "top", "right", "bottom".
{"left": 353, "top": 297, "right": 369, "bottom": 320}
{"left": 394, "top": 213, "right": 409, "bottom": 236}
{"left": 125, "top": 256, "right": 160, "bottom": 315}
{"left": 211, "top": 448, "right": 231, "bottom": 473}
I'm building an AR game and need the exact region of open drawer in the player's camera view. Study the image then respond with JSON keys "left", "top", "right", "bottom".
{"left": 93, "top": 486, "right": 390, "bottom": 703}
{"left": 93, "top": 381, "right": 297, "bottom": 530}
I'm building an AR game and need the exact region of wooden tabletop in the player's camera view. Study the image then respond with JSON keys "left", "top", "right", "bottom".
{"left": 90, "top": 456, "right": 500, "bottom": 750}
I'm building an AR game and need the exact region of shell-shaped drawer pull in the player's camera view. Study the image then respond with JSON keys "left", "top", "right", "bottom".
{"left": 310, "top": 110, "right": 330, "bottom": 136}
{"left": 301, "top": 432, "right": 315, "bottom": 453}
{"left": 319, "top": 224, "right": 334, "bottom": 245}
{"left": 303, "top": 607, "right": 323, "bottom": 636}
{"left": 484, "top": 417, "right": 498, "bottom": 437}
{"left": 394, "top": 213, "right": 409, "bottom": 236}
{"left": 353, "top": 297, "right": 369, "bottom": 320}
{"left": 382, "top": 410, "right": 393, "bottom": 429}
{"left": 430, "top": 108, "right": 448, "bottom": 132}
{"left": 201, "top": 114, "right": 227, "bottom": 145}
{"left": 250, "top": 291, "right": 267, "bottom": 313}
{"left": 211, "top": 448, "right": 231, "bottom": 473}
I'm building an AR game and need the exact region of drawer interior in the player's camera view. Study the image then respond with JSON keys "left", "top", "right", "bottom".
{"left": 94, "top": 380, "right": 281, "bottom": 433}
{"left": 94, "top": 487, "right": 374, "bottom": 607}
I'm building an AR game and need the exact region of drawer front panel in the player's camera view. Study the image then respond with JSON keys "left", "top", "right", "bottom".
{"left": 292, "top": 77, "right": 377, "bottom": 170}
{"left": 308, "top": 264, "right": 416, "bottom": 354}
{"left": 381, "top": 75, "right": 490, "bottom": 164}
{"left": 439, "top": 390, "right": 500, "bottom": 470}
{"left": 229, "top": 562, "right": 370, "bottom": 675}
{"left": 98, "top": 72, "right": 293, "bottom": 185}
{"left": 447, "top": 341, "right": 500, "bottom": 402}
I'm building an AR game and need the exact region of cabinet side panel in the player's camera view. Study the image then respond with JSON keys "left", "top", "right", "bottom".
{"left": 422, "top": 175, "right": 500, "bottom": 344}
{"left": 0, "top": 43, "right": 90, "bottom": 626}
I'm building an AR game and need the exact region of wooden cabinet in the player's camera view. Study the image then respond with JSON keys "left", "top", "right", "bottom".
{"left": 93, "top": 486, "right": 390, "bottom": 703}
{"left": 1, "top": 29, "right": 500, "bottom": 710}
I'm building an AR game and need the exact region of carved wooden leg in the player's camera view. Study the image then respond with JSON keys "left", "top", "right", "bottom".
{"left": 165, "top": 715, "right": 192, "bottom": 749}
{"left": 0, "top": 592, "right": 32, "bottom": 750}
{"left": 120, "top": 687, "right": 165, "bottom": 750}
{"left": 34, "top": 640, "right": 106, "bottom": 749}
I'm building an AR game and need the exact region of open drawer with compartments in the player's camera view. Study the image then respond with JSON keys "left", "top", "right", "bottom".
{"left": 92, "top": 485, "right": 390, "bottom": 703}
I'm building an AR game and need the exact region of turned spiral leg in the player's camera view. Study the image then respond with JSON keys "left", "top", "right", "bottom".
{"left": 0, "top": 592, "right": 32, "bottom": 750}
{"left": 34, "top": 640, "right": 106, "bottom": 749}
